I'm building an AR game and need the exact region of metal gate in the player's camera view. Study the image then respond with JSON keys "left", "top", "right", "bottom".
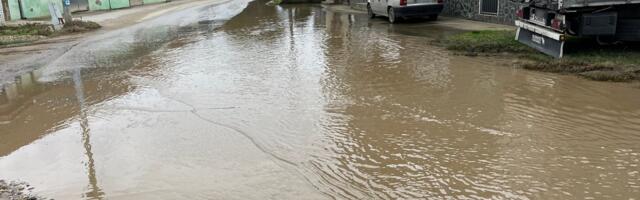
{"left": 69, "top": 0, "right": 89, "bottom": 12}
{"left": 480, "top": 0, "right": 498, "bottom": 15}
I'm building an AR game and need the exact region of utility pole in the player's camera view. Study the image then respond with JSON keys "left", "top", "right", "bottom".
{"left": 62, "top": 0, "right": 72, "bottom": 24}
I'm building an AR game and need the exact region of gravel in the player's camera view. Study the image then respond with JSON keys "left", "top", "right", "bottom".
{"left": 0, "top": 180, "right": 44, "bottom": 200}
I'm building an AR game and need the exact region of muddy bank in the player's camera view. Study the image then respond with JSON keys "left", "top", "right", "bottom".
{"left": 440, "top": 30, "right": 640, "bottom": 82}
{"left": 516, "top": 59, "right": 640, "bottom": 82}
{"left": 0, "top": 180, "right": 42, "bottom": 200}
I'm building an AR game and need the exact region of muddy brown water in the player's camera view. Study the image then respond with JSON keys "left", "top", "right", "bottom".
{"left": 1, "top": 0, "right": 640, "bottom": 199}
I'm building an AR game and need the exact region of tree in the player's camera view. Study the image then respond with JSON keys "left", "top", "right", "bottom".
{"left": 62, "top": 0, "right": 72, "bottom": 25}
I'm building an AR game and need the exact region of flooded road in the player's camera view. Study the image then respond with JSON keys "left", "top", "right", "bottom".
{"left": 1, "top": 0, "right": 640, "bottom": 199}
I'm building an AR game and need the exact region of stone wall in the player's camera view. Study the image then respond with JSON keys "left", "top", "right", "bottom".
{"left": 442, "top": 0, "right": 518, "bottom": 25}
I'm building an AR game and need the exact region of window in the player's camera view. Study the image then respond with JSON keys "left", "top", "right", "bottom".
{"left": 480, "top": 0, "right": 499, "bottom": 15}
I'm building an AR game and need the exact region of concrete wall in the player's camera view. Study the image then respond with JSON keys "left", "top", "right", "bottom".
{"left": 110, "top": 0, "right": 129, "bottom": 9}
{"left": 442, "top": 0, "right": 518, "bottom": 25}
{"left": 8, "top": 0, "right": 21, "bottom": 20}
{"left": 142, "top": 0, "right": 165, "bottom": 4}
{"left": 9, "top": 0, "right": 157, "bottom": 20}
{"left": 88, "top": 0, "right": 110, "bottom": 10}
{"left": 88, "top": 0, "right": 129, "bottom": 10}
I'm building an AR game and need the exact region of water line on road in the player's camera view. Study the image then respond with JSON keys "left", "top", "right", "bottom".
{"left": 152, "top": 87, "right": 300, "bottom": 166}
{"left": 152, "top": 89, "right": 338, "bottom": 199}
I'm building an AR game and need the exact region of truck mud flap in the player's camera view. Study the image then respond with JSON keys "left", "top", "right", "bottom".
{"left": 516, "top": 27, "right": 565, "bottom": 58}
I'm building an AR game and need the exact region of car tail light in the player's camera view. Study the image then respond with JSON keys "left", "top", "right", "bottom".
{"left": 437, "top": 0, "right": 444, "bottom": 3}
{"left": 400, "top": 0, "right": 407, "bottom": 6}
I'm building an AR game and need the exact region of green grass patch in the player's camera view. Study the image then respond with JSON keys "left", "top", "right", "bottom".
{"left": 57, "top": 20, "right": 102, "bottom": 34}
{"left": 443, "top": 30, "right": 535, "bottom": 54}
{"left": 0, "top": 23, "right": 53, "bottom": 36}
{"left": 1, "top": 21, "right": 101, "bottom": 47}
{"left": 442, "top": 30, "right": 640, "bottom": 82}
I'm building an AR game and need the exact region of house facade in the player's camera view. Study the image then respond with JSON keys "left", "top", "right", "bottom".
{"left": 442, "top": 0, "right": 519, "bottom": 25}
{"left": 0, "top": 0, "right": 167, "bottom": 21}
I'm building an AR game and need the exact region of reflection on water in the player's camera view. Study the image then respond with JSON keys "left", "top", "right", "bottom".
{"left": 1, "top": 0, "right": 640, "bottom": 199}
{"left": 73, "top": 68, "right": 104, "bottom": 200}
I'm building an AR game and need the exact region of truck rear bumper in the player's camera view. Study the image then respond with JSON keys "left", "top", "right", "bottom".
{"left": 515, "top": 20, "right": 566, "bottom": 58}
{"left": 395, "top": 4, "right": 443, "bottom": 18}
{"left": 515, "top": 20, "right": 565, "bottom": 41}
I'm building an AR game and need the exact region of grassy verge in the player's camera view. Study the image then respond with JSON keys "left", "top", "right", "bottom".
{"left": 58, "top": 20, "right": 101, "bottom": 34}
{"left": 441, "top": 30, "right": 640, "bottom": 82}
{"left": 0, "top": 21, "right": 101, "bottom": 47}
{"left": 0, "top": 23, "right": 53, "bottom": 36}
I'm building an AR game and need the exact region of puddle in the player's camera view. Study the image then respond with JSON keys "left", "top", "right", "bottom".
{"left": 1, "top": 0, "right": 639, "bottom": 199}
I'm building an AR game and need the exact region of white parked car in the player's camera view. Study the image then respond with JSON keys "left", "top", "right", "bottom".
{"left": 367, "top": 0, "right": 444, "bottom": 23}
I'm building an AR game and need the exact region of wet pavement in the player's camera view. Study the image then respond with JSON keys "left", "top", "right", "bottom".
{"left": 1, "top": 0, "right": 640, "bottom": 199}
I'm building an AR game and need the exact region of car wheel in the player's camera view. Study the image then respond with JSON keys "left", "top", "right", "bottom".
{"left": 388, "top": 7, "right": 397, "bottom": 24}
{"left": 428, "top": 14, "right": 438, "bottom": 21}
{"left": 367, "top": 4, "right": 375, "bottom": 19}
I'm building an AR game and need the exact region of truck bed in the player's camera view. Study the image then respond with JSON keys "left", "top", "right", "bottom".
{"left": 526, "top": 0, "right": 640, "bottom": 9}
{"left": 563, "top": 0, "right": 640, "bottom": 8}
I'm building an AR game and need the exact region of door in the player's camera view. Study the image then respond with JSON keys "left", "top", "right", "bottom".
{"left": 480, "top": 0, "right": 498, "bottom": 15}
{"left": 69, "top": 0, "right": 89, "bottom": 12}
{"left": 130, "top": 0, "right": 143, "bottom": 6}
{"left": 374, "top": 0, "right": 388, "bottom": 15}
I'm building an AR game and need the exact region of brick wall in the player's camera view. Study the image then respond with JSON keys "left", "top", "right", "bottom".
{"left": 442, "top": 0, "right": 518, "bottom": 25}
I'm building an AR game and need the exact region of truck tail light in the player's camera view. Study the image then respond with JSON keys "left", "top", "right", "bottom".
{"left": 551, "top": 19, "right": 563, "bottom": 30}
{"left": 400, "top": 0, "right": 407, "bottom": 6}
{"left": 551, "top": 15, "right": 565, "bottom": 30}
